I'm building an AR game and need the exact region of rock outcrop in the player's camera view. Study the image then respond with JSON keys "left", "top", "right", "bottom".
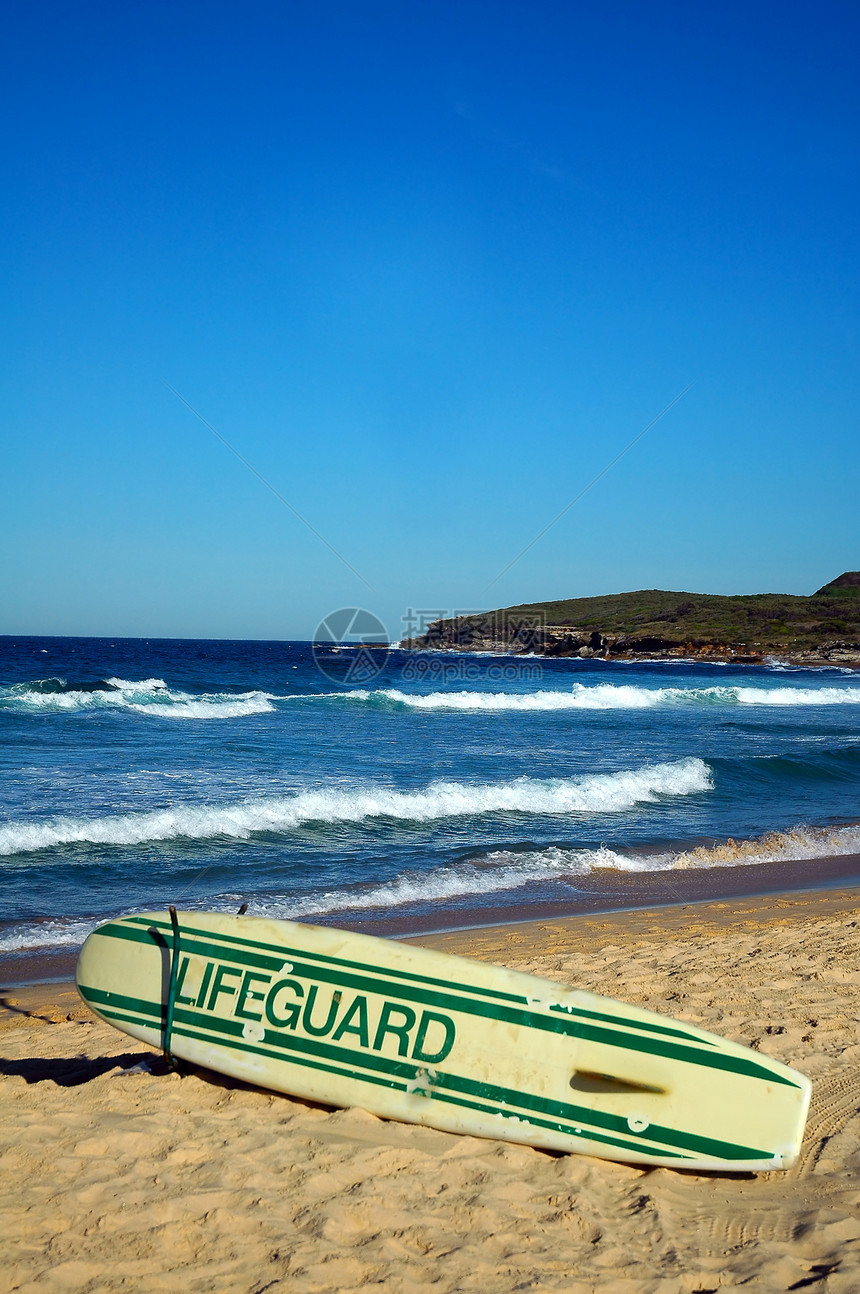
{"left": 403, "top": 576, "right": 860, "bottom": 666}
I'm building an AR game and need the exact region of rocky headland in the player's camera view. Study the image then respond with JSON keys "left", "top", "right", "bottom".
{"left": 403, "top": 572, "right": 860, "bottom": 667}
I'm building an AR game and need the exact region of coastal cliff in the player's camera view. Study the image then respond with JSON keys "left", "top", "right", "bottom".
{"left": 403, "top": 573, "right": 860, "bottom": 666}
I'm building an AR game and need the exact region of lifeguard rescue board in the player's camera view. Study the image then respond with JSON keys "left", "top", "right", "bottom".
{"left": 75, "top": 910, "right": 811, "bottom": 1170}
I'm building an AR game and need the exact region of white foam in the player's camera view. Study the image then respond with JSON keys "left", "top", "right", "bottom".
{"left": 0, "top": 918, "right": 100, "bottom": 953}
{"left": 0, "top": 677, "right": 277, "bottom": 719}
{"left": 333, "top": 683, "right": 860, "bottom": 711}
{"left": 0, "top": 759, "right": 712, "bottom": 856}
{"left": 666, "top": 822, "right": 860, "bottom": 869}
{"left": 6, "top": 677, "right": 858, "bottom": 719}
{"left": 253, "top": 821, "right": 860, "bottom": 920}
{"left": 253, "top": 845, "right": 636, "bottom": 920}
{"left": 0, "top": 844, "right": 647, "bottom": 951}
{"left": 377, "top": 686, "right": 661, "bottom": 710}
{"left": 5, "top": 816, "right": 859, "bottom": 953}
{"left": 730, "top": 686, "right": 860, "bottom": 706}
{"left": 131, "top": 694, "right": 275, "bottom": 719}
{"left": 104, "top": 676, "right": 169, "bottom": 691}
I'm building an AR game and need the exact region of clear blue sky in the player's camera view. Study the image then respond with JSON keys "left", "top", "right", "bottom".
{"left": 3, "top": 0, "right": 858, "bottom": 640}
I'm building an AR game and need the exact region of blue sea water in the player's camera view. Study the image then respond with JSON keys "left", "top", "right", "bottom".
{"left": 2, "top": 635, "right": 860, "bottom": 961}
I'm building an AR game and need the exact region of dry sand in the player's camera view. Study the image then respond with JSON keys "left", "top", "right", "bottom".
{"left": 2, "top": 888, "right": 860, "bottom": 1292}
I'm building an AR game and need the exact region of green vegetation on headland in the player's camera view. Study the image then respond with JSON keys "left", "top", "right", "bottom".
{"left": 404, "top": 572, "right": 860, "bottom": 665}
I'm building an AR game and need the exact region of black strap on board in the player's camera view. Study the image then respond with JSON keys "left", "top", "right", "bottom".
{"left": 163, "top": 905, "right": 181, "bottom": 1068}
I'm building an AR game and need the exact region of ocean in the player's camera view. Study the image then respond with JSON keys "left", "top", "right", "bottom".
{"left": 2, "top": 635, "right": 860, "bottom": 976}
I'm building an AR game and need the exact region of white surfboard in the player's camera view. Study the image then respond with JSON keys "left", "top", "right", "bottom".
{"left": 76, "top": 910, "right": 811, "bottom": 1170}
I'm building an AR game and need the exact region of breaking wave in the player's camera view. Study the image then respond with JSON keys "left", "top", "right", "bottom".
{"left": 248, "top": 821, "right": 860, "bottom": 921}
{"left": 666, "top": 822, "right": 860, "bottom": 869}
{"left": 0, "top": 759, "right": 711, "bottom": 857}
{"left": 0, "top": 918, "right": 100, "bottom": 954}
{"left": 0, "top": 677, "right": 277, "bottom": 719}
{"left": 256, "top": 845, "right": 638, "bottom": 920}
{"left": 5, "top": 678, "right": 859, "bottom": 720}
{"left": 332, "top": 683, "right": 860, "bottom": 711}
{"left": 5, "top": 818, "right": 859, "bottom": 953}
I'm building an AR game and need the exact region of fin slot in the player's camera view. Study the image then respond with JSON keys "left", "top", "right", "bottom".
{"left": 570, "top": 1070, "right": 666, "bottom": 1095}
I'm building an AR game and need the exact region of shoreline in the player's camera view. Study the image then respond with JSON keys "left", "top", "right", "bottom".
{"left": 4, "top": 880, "right": 860, "bottom": 1024}
{"left": 4, "top": 851, "right": 860, "bottom": 993}
{"left": 397, "top": 642, "right": 860, "bottom": 669}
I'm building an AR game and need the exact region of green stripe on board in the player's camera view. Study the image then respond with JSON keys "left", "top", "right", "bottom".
{"left": 94, "top": 921, "right": 799, "bottom": 1087}
{"left": 547, "top": 1001, "right": 713, "bottom": 1045}
{"left": 120, "top": 917, "right": 526, "bottom": 1004}
{"left": 88, "top": 996, "right": 689, "bottom": 1160}
{"left": 431, "top": 1070, "right": 770, "bottom": 1162}
{"left": 94, "top": 1003, "right": 410, "bottom": 1098}
{"left": 82, "top": 983, "right": 416, "bottom": 1084}
{"left": 79, "top": 984, "right": 774, "bottom": 1163}
{"left": 117, "top": 916, "right": 706, "bottom": 1045}
{"left": 423, "top": 1088, "right": 688, "bottom": 1160}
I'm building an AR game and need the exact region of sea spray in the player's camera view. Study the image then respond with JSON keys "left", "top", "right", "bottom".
{"left": 253, "top": 821, "right": 860, "bottom": 920}
{"left": 0, "top": 759, "right": 712, "bottom": 856}
{"left": 1, "top": 676, "right": 278, "bottom": 719}
{"left": 6, "top": 820, "right": 860, "bottom": 953}
{"left": 326, "top": 684, "right": 860, "bottom": 711}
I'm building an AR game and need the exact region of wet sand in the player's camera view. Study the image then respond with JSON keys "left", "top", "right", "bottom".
{"left": 3, "top": 886, "right": 860, "bottom": 1291}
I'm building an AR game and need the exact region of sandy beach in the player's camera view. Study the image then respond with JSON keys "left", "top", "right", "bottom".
{"left": 3, "top": 886, "right": 860, "bottom": 1293}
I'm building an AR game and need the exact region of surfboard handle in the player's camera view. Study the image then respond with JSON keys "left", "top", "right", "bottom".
{"left": 164, "top": 905, "right": 181, "bottom": 1070}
